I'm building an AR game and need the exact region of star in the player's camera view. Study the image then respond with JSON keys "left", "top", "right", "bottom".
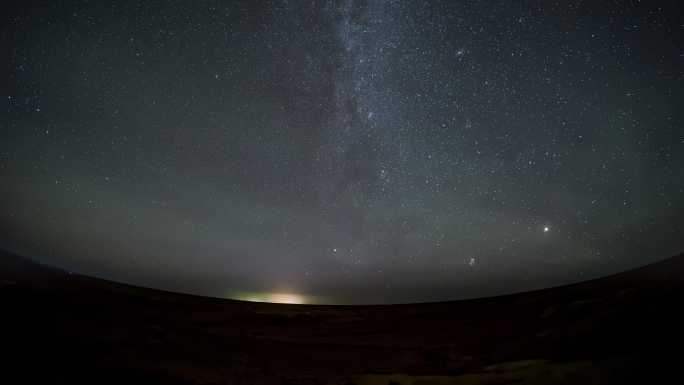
{"left": 3, "top": 0, "right": 682, "bottom": 305}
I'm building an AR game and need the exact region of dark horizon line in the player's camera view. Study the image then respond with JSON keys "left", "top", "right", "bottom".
{"left": 2, "top": 246, "right": 681, "bottom": 307}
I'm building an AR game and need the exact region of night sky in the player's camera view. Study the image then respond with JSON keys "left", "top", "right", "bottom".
{"left": 3, "top": 0, "right": 684, "bottom": 304}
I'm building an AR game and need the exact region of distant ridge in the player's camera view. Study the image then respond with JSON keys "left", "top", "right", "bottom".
{"left": 0, "top": 249, "right": 44, "bottom": 275}
{"left": 3, "top": 248, "right": 684, "bottom": 384}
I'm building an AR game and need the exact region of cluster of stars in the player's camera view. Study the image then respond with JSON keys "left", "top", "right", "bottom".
{"left": 1, "top": 0, "right": 683, "bottom": 304}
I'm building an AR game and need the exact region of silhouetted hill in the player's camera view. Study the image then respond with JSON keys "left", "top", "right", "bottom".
{"left": 2, "top": 248, "right": 683, "bottom": 384}
{"left": 0, "top": 249, "right": 43, "bottom": 276}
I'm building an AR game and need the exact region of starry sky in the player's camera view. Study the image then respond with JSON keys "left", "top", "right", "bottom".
{"left": 2, "top": 0, "right": 684, "bottom": 304}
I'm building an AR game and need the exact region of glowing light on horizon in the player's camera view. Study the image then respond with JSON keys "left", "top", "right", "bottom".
{"left": 235, "top": 292, "right": 307, "bottom": 304}
{"left": 268, "top": 293, "right": 306, "bottom": 304}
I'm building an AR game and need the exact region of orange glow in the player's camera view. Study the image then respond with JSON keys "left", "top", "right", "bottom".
{"left": 267, "top": 293, "right": 305, "bottom": 304}
{"left": 236, "top": 292, "right": 307, "bottom": 304}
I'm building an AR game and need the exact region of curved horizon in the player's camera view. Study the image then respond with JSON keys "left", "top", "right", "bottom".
{"left": 3, "top": 247, "right": 682, "bottom": 306}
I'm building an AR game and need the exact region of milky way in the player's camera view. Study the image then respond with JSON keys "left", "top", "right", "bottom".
{"left": 3, "top": 1, "right": 684, "bottom": 303}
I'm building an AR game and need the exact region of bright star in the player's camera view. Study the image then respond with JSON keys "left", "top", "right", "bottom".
{"left": 543, "top": 226, "right": 550, "bottom": 233}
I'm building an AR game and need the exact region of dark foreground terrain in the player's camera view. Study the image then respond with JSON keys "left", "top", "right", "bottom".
{"left": 2, "top": 249, "right": 683, "bottom": 384}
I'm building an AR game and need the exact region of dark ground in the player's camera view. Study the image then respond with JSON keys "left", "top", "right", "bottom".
{"left": 2, "top": 249, "right": 683, "bottom": 384}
